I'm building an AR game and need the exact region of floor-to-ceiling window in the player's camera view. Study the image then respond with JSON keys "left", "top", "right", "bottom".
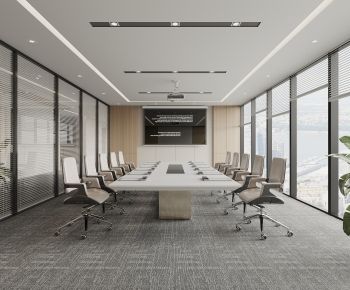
{"left": 271, "top": 80, "right": 290, "bottom": 194}
{"left": 255, "top": 94, "right": 267, "bottom": 175}
{"left": 336, "top": 45, "right": 350, "bottom": 217}
{"left": 0, "top": 45, "right": 12, "bottom": 218}
{"left": 17, "top": 56, "right": 55, "bottom": 210}
{"left": 98, "top": 102, "right": 108, "bottom": 155}
{"left": 58, "top": 80, "right": 80, "bottom": 193}
{"left": 82, "top": 93, "right": 97, "bottom": 175}
{"left": 243, "top": 102, "right": 251, "bottom": 161}
{"left": 296, "top": 59, "right": 328, "bottom": 211}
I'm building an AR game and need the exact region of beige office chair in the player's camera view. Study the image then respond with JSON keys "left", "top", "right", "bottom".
{"left": 234, "top": 158, "right": 293, "bottom": 240}
{"left": 85, "top": 155, "right": 125, "bottom": 214}
{"left": 214, "top": 151, "right": 231, "bottom": 170}
{"left": 226, "top": 153, "right": 250, "bottom": 177}
{"left": 110, "top": 152, "right": 129, "bottom": 174}
{"left": 99, "top": 153, "right": 123, "bottom": 179}
{"left": 219, "top": 152, "right": 240, "bottom": 174}
{"left": 222, "top": 155, "right": 264, "bottom": 212}
{"left": 55, "top": 157, "right": 112, "bottom": 239}
{"left": 118, "top": 151, "right": 135, "bottom": 171}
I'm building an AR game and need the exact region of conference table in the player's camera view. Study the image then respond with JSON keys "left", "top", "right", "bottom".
{"left": 109, "top": 161, "right": 240, "bottom": 220}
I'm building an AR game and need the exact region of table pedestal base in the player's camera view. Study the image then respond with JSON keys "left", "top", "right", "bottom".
{"left": 159, "top": 191, "right": 192, "bottom": 220}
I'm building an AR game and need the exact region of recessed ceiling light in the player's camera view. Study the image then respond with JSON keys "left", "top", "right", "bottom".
{"left": 231, "top": 22, "right": 241, "bottom": 27}
{"left": 29, "top": 39, "right": 36, "bottom": 43}
{"left": 209, "top": 71, "right": 215, "bottom": 73}
{"left": 72, "top": 92, "right": 76, "bottom": 95}
{"left": 266, "top": 74, "right": 270, "bottom": 78}
{"left": 101, "top": 92, "right": 106, "bottom": 95}
{"left": 136, "top": 71, "right": 141, "bottom": 73}
{"left": 146, "top": 92, "right": 151, "bottom": 94}
{"left": 173, "top": 71, "right": 178, "bottom": 73}
{"left": 77, "top": 74, "right": 83, "bottom": 78}
{"left": 312, "top": 39, "right": 318, "bottom": 43}
{"left": 110, "top": 21, "right": 119, "bottom": 27}
{"left": 171, "top": 22, "right": 180, "bottom": 27}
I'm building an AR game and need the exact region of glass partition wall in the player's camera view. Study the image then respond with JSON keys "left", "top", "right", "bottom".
{"left": 0, "top": 40, "right": 109, "bottom": 220}
{"left": 241, "top": 41, "right": 350, "bottom": 220}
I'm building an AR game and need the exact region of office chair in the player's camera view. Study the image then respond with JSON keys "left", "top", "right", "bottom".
{"left": 234, "top": 157, "right": 293, "bottom": 240}
{"left": 214, "top": 151, "right": 231, "bottom": 170}
{"left": 218, "top": 152, "right": 240, "bottom": 174}
{"left": 55, "top": 157, "right": 112, "bottom": 239}
{"left": 85, "top": 155, "right": 125, "bottom": 214}
{"left": 118, "top": 151, "right": 135, "bottom": 172}
{"left": 222, "top": 155, "right": 264, "bottom": 212}
{"left": 110, "top": 152, "right": 129, "bottom": 174}
{"left": 225, "top": 153, "right": 250, "bottom": 177}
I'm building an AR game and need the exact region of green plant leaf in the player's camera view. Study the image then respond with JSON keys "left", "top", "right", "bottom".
{"left": 329, "top": 153, "right": 350, "bottom": 164}
{"left": 343, "top": 204, "right": 350, "bottom": 236}
{"left": 340, "top": 136, "right": 350, "bottom": 151}
{"left": 339, "top": 173, "right": 350, "bottom": 196}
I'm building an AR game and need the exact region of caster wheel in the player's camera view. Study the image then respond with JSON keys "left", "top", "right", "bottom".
{"left": 54, "top": 231, "right": 60, "bottom": 237}
{"left": 235, "top": 225, "right": 241, "bottom": 232}
{"left": 245, "top": 219, "right": 252, "bottom": 224}
{"left": 107, "top": 226, "right": 112, "bottom": 231}
{"left": 81, "top": 234, "right": 87, "bottom": 240}
{"left": 120, "top": 211, "right": 124, "bottom": 215}
{"left": 260, "top": 234, "right": 267, "bottom": 240}
{"left": 67, "top": 222, "right": 73, "bottom": 227}
{"left": 216, "top": 199, "right": 220, "bottom": 204}
{"left": 287, "top": 231, "right": 293, "bottom": 237}
{"left": 223, "top": 210, "right": 228, "bottom": 215}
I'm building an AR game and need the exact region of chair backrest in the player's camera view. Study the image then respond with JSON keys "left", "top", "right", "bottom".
{"left": 232, "top": 152, "right": 240, "bottom": 167}
{"left": 62, "top": 157, "right": 80, "bottom": 184}
{"left": 84, "top": 155, "right": 98, "bottom": 176}
{"left": 240, "top": 153, "right": 250, "bottom": 171}
{"left": 251, "top": 155, "right": 264, "bottom": 176}
{"left": 118, "top": 151, "right": 125, "bottom": 164}
{"left": 225, "top": 151, "right": 231, "bottom": 164}
{"left": 110, "top": 152, "right": 119, "bottom": 167}
{"left": 269, "top": 158, "right": 286, "bottom": 184}
{"left": 99, "top": 153, "right": 110, "bottom": 171}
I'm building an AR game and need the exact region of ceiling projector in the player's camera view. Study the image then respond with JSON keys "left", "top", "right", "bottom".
{"left": 167, "top": 93, "right": 184, "bottom": 101}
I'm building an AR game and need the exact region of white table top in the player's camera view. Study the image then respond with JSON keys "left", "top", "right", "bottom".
{"left": 109, "top": 161, "right": 240, "bottom": 191}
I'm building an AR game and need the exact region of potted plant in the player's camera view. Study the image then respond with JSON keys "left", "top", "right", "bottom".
{"left": 330, "top": 136, "right": 350, "bottom": 236}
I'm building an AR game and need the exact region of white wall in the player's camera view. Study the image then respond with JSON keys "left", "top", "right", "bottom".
{"left": 137, "top": 107, "right": 212, "bottom": 165}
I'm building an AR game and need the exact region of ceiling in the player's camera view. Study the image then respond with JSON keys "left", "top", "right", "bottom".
{"left": 1, "top": 0, "right": 350, "bottom": 106}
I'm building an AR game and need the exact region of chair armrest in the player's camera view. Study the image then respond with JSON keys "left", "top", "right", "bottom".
{"left": 260, "top": 182, "right": 282, "bottom": 196}
{"left": 247, "top": 177, "right": 266, "bottom": 188}
{"left": 99, "top": 171, "right": 114, "bottom": 181}
{"left": 111, "top": 166, "right": 125, "bottom": 175}
{"left": 235, "top": 171, "right": 250, "bottom": 181}
{"left": 64, "top": 182, "right": 88, "bottom": 194}
{"left": 82, "top": 177, "right": 101, "bottom": 189}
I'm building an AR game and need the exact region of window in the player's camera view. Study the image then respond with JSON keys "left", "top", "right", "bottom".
{"left": 271, "top": 80, "right": 290, "bottom": 194}
{"left": 243, "top": 102, "right": 251, "bottom": 158}
{"left": 98, "top": 103, "right": 108, "bottom": 154}
{"left": 255, "top": 94, "right": 267, "bottom": 175}
{"left": 58, "top": 80, "right": 80, "bottom": 193}
{"left": 82, "top": 93, "right": 96, "bottom": 175}
{"left": 17, "top": 56, "right": 55, "bottom": 210}
{"left": 0, "top": 45, "right": 12, "bottom": 218}
{"left": 296, "top": 59, "right": 328, "bottom": 211}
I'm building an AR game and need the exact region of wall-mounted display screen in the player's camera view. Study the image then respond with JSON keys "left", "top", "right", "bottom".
{"left": 144, "top": 108, "right": 206, "bottom": 145}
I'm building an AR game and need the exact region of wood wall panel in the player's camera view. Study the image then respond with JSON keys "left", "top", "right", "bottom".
{"left": 213, "top": 106, "right": 240, "bottom": 164}
{"left": 110, "top": 106, "right": 141, "bottom": 164}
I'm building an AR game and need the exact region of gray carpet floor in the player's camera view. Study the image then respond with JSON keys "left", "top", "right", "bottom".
{"left": 0, "top": 191, "right": 349, "bottom": 290}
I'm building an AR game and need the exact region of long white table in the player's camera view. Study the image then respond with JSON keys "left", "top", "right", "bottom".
{"left": 109, "top": 161, "right": 240, "bottom": 219}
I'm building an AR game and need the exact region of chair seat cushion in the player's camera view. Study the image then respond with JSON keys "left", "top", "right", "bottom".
{"left": 238, "top": 188, "right": 261, "bottom": 203}
{"left": 86, "top": 188, "right": 110, "bottom": 204}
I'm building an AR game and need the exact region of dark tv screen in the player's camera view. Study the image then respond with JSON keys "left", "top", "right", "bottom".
{"left": 144, "top": 108, "right": 206, "bottom": 145}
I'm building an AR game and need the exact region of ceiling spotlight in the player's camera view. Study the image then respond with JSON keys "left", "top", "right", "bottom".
{"left": 72, "top": 92, "right": 76, "bottom": 95}
{"left": 209, "top": 71, "right": 215, "bottom": 73}
{"left": 231, "top": 22, "right": 241, "bottom": 27}
{"left": 199, "top": 92, "right": 204, "bottom": 94}
{"left": 171, "top": 22, "right": 180, "bottom": 27}
{"left": 110, "top": 21, "right": 119, "bottom": 27}
{"left": 312, "top": 39, "right": 318, "bottom": 44}
{"left": 173, "top": 71, "right": 178, "bottom": 73}
{"left": 136, "top": 71, "right": 141, "bottom": 73}
{"left": 101, "top": 92, "right": 106, "bottom": 95}
{"left": 77, "top": 74, "right": 83, "bottom": 78}
{"left": 266, "top": 74, "right": 270, "bottom": 78}
{"left": 29, "top": 39, "right": 36, "bottom": 44}
{"left": 146, "top": 92, "right": 151, "bottom": 94}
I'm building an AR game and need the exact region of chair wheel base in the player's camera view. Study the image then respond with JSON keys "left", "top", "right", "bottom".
{"left": 244, "top": 219, "right": 252, "bottom": 224}
{"left": 235, "top": 225, "right": 241, "bottom": 232}
{"left": 287, "top": 231, "right": 293, "bottom": 237}
{"left": 81, "top": 234, "right": 87, "bottom": 239}
{"left": 260, "top": 234, "right": 267, "bottom": 240}
{"left": 223, "top": 210, "right": 228, "bottom": 215}
{"left": 54, "top": 231, "right": 60, "bottom": 237}
{"left": 107, "top": 226, "right": 112, "bottom": 231}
